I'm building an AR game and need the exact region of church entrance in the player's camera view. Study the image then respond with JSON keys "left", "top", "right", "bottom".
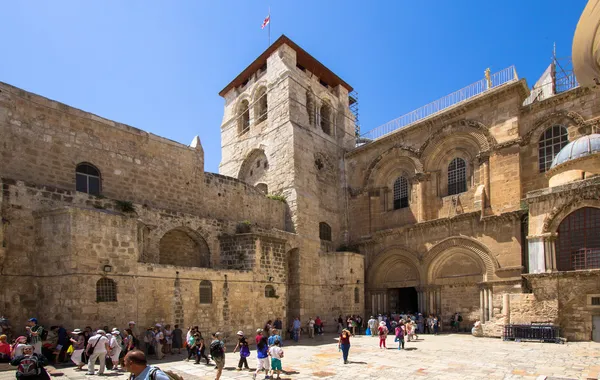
{"left": 388, "top": 287, "right": 418, "bottom": 314}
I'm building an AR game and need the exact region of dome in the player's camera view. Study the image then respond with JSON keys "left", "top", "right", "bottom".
{"left": 550, "top": 133, "right": 600, "bottom": 169}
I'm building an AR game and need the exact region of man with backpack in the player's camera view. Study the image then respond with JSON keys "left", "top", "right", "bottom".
{"left": 11, "top": 344, "right": 49, "bottom": 380}
{"left": 86, "top": 330, "right": 110, "bottom": 375}
{"left": 209, "top": 332, "right": 225, "bottom": 380}
{"left": 123, "top": 349, "right": 174, "bottom": 380}
{"left": 25, "top": 318, "right": 46, "bottom": 355}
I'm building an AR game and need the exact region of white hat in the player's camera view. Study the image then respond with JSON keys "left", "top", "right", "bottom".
{"left": 155, "top": 323, "right": 162, "bottom": 327}
{"left": 97, "top": 330, "right": 106, "bottom": 335}
{"left": 379, "top": 321, "right": 386, "bottom": 326}
{"left": 112, "top": 328, "right": 118, "bottom": 332}
{"left": 237, "top": 331, "right": 244, "bottom": 336}
{"left": 256, "top": 328, "right": 263, "bottom": 333}
{"left": 128, "top": 321, "right": 136, "bottom": 325}
{"left": 111, "top": 330, "right": 120, "bottom": 335}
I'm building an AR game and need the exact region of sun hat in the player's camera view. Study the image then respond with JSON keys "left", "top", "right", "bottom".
{"left": 97, "top": 330, "right": 106, "bottom": 335}
{"left": 256, "top": 328, "right": 263, "bottom": 333}
{"left": 379, "top": 321, "right": 386, "bottom": 326}
{"left": 237, "top": 331, "right": 244, "bottom": 336}
{"left": 72, "top": 329, "right": 83, "bottom": 334}
{"left": 128, "top": 321, "right": 136, "bottom": 325}
{"left": 111, "top": 330, "right": 120, "bottom": 335}
{"left": 155, "top": 323, "right": 162, "bottom": 327}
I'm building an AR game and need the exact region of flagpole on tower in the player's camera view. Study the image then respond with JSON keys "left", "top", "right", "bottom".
{"left": 268, "top": 7, "right": 271, "bottom": 46}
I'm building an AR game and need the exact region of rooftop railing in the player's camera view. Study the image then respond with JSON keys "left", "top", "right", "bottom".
{"left": 360, "top": 66, "right": 519, "bottom": 142}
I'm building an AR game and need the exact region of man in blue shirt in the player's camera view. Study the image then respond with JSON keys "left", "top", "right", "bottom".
{"left": 267, "top": 329, "right": 282, "bottom": 347}
{"left": 124, "top": 350, "right": 170, "bottom": 380}
{"left": 292, "top": 317, "right": 301, "bottom": 342}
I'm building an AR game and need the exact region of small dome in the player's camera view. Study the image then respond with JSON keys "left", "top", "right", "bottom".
{"left": 551, "top": 133, "right": 600, "bottom": 169}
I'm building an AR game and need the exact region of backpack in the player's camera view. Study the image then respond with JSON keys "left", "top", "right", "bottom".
{"left": 395, "top": 326, "right": 404, "bottom": 338}
{"left": 209, "top": 340, "right": 224, "bottom": 358}
{"left": 129, "top": 366, "right": 183, "bottom": 380}
{"left": 17, "top": 355, "right": 41, "bottom": 376}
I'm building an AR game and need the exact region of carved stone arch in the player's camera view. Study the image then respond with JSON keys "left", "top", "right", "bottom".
{"left": 251, "top": 81, "right": 268, "bottom": 124}
{"left": 250, "top": 80, "right": 268, "bottom": 100}
{"left": 367, "top": 245, "right": 424, "bottom": 288}
{"left": 429, "top": 249, "right": 485, "bottom": 285}
{"left": 157, "top": 226, "right": 212, "bottom": 268}
{"left": 145, "top": 219, "right": 214, "bottom": 264}
{"left": 419, "top": 119, "right": 497, "bottom": 159}
{"left": 522, "top": 110, "right": 588, "bottom": 146}
{"left": 423, "top": 237, "right": 499, "bottom": 282}
{"left": 542, "top": 193, "right": 600, "bottom": 234}
{"left": 363, "top": 145, "right": 424, "bottom": 189}
{"left": 238, "top": 148, "right": 269, "bottom": 183}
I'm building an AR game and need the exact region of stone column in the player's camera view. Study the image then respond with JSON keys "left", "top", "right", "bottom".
{"left": 487, "top": 287, "right": 493, "bottom": 321}
{"left": 545, "top": 235, "right": 557, "bottom": 272}
{"left": 479, "top": 288, "right": 485, "bottom": 322}
{"left": 478, "top": 154, "right": 491, "bottom": 208}
{"left": 502, "top": 293, "right": 510, "bottom": 325}
{"left": 483, "top": 288, "right": 489, "bottom": 322}
{"left": 435, "top": 288, "right": 442, "bottom": 316}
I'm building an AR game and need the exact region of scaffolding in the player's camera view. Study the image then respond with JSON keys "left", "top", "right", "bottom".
{"left": 349, "top": 90, "right": 360, "bottom": 139}
{"left": 523, "top": 47, "right": 579, "bottom": 106}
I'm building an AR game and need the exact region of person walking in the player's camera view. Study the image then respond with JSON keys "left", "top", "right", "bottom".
{"left": 86, "top": 330, "right": 110, "bottom": 375}
{"left": 395, "top": 321, "right": 405, "bottom": 350}
{"left": 268, "top": 329, "right": 282, "bottom": 347}
{"left": 338, "top": 328, "right": 352, "bottom": 364}
{"left": 69, "top": 329, "right": 86, "bottom": 370}
{"left": 164, "top": 325, "right": 173, "bottom": 356}
{"left": 367, "top": 316, "right": 377, "bottom": 337}
{"left": 377, "top": 321, "right": 388, "bottom": 349}
{"left": 209, "top": 332, "right": 225, "bottom": 380}
{"left": 10, "top": 344, "right": 50, "bottom": 380}
{"left": 194, "top": 332, "right": 209, "bottom": 365}
{"left": 308, "top": 317, "right": 315, "bottom": 339}
{"left": 253, "top": 331, "right": 270, "bottom": 380}
{"left": 292, "top": 317, "right": 301, "bottom": 343}
{"left": 109, "top": 330, "right": 122, "bottom": 370}
{"left": 153, "top": 325, "right": 165, "bottom": 360}
{"left": 232, "top": 331, "right": 250, "bottom": 371}
{"left": 268, "top": 340, "right": 284, "bottom": 379}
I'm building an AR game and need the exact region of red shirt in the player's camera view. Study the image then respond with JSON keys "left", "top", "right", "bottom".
{"left": 0, "top": 342, "right": 10, "bottom": 356}
{"left": 339, "top": 333, "right": 350, "bottom": 345}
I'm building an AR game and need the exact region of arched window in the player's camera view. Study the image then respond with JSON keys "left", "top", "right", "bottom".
{"left": 76, "top": 163, "right": 101, "bottom": 196}
{"left": 306, "top": 90, "right": 315, "bottom": 125}
{"left": 538, "top": 125, "right": 569, "bottom": 173}
{"left": 319, "top": 103, "right": 332, "bottom": 135}
{"left": 238, "top": 99, "right": 250, "bottom": 135}
{"left": 319, "top": 222, "right": 332, "bottom": 241}
{"left": 255, "top": 87, "right": 268, "bottom": 124}
{"left": 448, "top": 158, "right": 467, "bottom": 195}
{"left": 256, "top": 183, "right": 268, "bottom": 194}
{"left": 96, "top": 278, "right": 117, "bottom": 302}
{"left": 393, "top": 176, "right": 409, "bottom": 209}
{"left": 199, "top": 280, "right": 212, "bottom": 304}
{"left": 556, "top": 207, "right": 600, "bottom": 271}
{"left": 354, "top": 287, "right": 360, "bottom": 304}
{"left": 265, "top": 285, "right": 276, "bottom": 298}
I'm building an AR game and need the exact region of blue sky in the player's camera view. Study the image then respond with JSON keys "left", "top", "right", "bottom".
{"left": 0, "top": 1, "right": 586, "bottom": 173}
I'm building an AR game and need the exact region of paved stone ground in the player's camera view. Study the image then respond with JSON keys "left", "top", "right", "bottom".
{"left": 1, "top": 334, "right": 599, "bottom": 380}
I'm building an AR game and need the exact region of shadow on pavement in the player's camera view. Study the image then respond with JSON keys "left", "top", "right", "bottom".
{"left": 347, "top": 361, "right": 367, "bottom": 364}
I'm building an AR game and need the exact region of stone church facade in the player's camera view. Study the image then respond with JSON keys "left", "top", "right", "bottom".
{"left": 1, "top": 35, "right": 599, "bottom": 341}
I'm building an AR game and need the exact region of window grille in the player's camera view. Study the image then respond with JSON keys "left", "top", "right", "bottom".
{"left": 556, "top": 207, "right": 600, "bottom": 271}
{"left": 256, "top": 88, "right": 268, "bottom": 123}
{"left": 538, "top": 125, "right": 568, "bottom": 173}
{"left": 238, "top": 100, "right": 250, "bottom": 135}
{"left": 320, "top": 104, "right": 332, "bottom": 135}
{"left": 199, "top": 280, "right": 212, "bottom": 304}
{"left": 393, "top": 176, "right": 409, "bottom": 209}
{"left": 265, "top": 285, "right": 276, "bottom": 298}
{"left": 76, "top": 163, "right": 101, "bottom": 196}
{"left": 354, "top": 287, "right": 360, "bottom": 304}
{"left": 448, "top": 158, "right": 467, "bottom": 195}
{"left": 96, "top": 278, "right": 117, "bottom": 302}
{"left": 319, "top": 222, "right": 332, "bottom": 241}
{"left": 592, "top": 297, "right": 600, "bottom": 306}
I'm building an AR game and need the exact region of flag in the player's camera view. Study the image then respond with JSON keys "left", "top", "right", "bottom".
{"left": 261, "top": 14, "right": 270, "bottom": 29}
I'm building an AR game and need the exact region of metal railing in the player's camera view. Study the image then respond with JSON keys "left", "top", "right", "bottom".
{"left": 571, "top": 248, "right": 600, "bottom": 270}
{"left": 360, "top": 66, "right": 518, "bottom": 141}
{"left": 503, "top": 324, "right": 562, "bottom": 344}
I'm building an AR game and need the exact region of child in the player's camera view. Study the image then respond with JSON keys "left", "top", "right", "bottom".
{"left": 377, "top": 321, "right": 388, "bottom": 349}
{"left": 268, "top": 340, "right": 284, "bottom": 380}
{"left": 395, "top": 322, "right": 405, "bottom": 350}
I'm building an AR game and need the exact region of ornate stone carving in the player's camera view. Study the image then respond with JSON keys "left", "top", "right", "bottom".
{"left": 520, "top": 110, "right": 588, "bottom": 146}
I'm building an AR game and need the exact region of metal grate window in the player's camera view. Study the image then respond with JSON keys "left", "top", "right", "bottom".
{"left": 592, "top": 297, "right": 600, "bottom": 306}
{"left": 354, "top": 287, "right": 360, "bottom": 304}
{"left": 199, "top": 280, "right": 212, "bottom": 304}
{"left": 238, "top": 100, "right": 250, "bottom": 135}
{"left": 265, "top": 285, "right": 276, "bottom": 298}
{"left": 76, "top": 163, "right": 101, "bottom": 196}
{"left": 393, "top": 176, "right": 409, "bottom": 209}
{"left": 319, "top": 222, "right": 332, "bottom": 241}
{"left": 448, "top": 158, "right": 467, "bottom": 195}
{"left": 556, "top": 207, "right": 600, "bottom": 271}
{"left": 96, "top": 278, "right": 117, "bottom": 302}
{"left": 538, "top": 125, "right": 569, "bottom": 173}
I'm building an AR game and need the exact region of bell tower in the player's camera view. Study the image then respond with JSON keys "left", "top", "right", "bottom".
{"left": 219, "top": 35, "right": 363, "bottom": 325}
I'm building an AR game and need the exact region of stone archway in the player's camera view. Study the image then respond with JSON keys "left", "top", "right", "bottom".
{"left": 159, "top": 227, "right": 211, "bottom": 268}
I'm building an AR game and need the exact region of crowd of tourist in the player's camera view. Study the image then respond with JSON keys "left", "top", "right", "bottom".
{"left": 0, "top": 311, "right": 466, "bottom": 379}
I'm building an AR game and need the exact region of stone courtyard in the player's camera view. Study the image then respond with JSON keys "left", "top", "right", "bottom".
{"left": 2, "top": 334, "right": 599, "bottom": 380}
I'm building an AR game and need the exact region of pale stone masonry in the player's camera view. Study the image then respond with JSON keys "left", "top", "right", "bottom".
{"left": 1, "top": 34, "right": 599, "bottom": 341}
